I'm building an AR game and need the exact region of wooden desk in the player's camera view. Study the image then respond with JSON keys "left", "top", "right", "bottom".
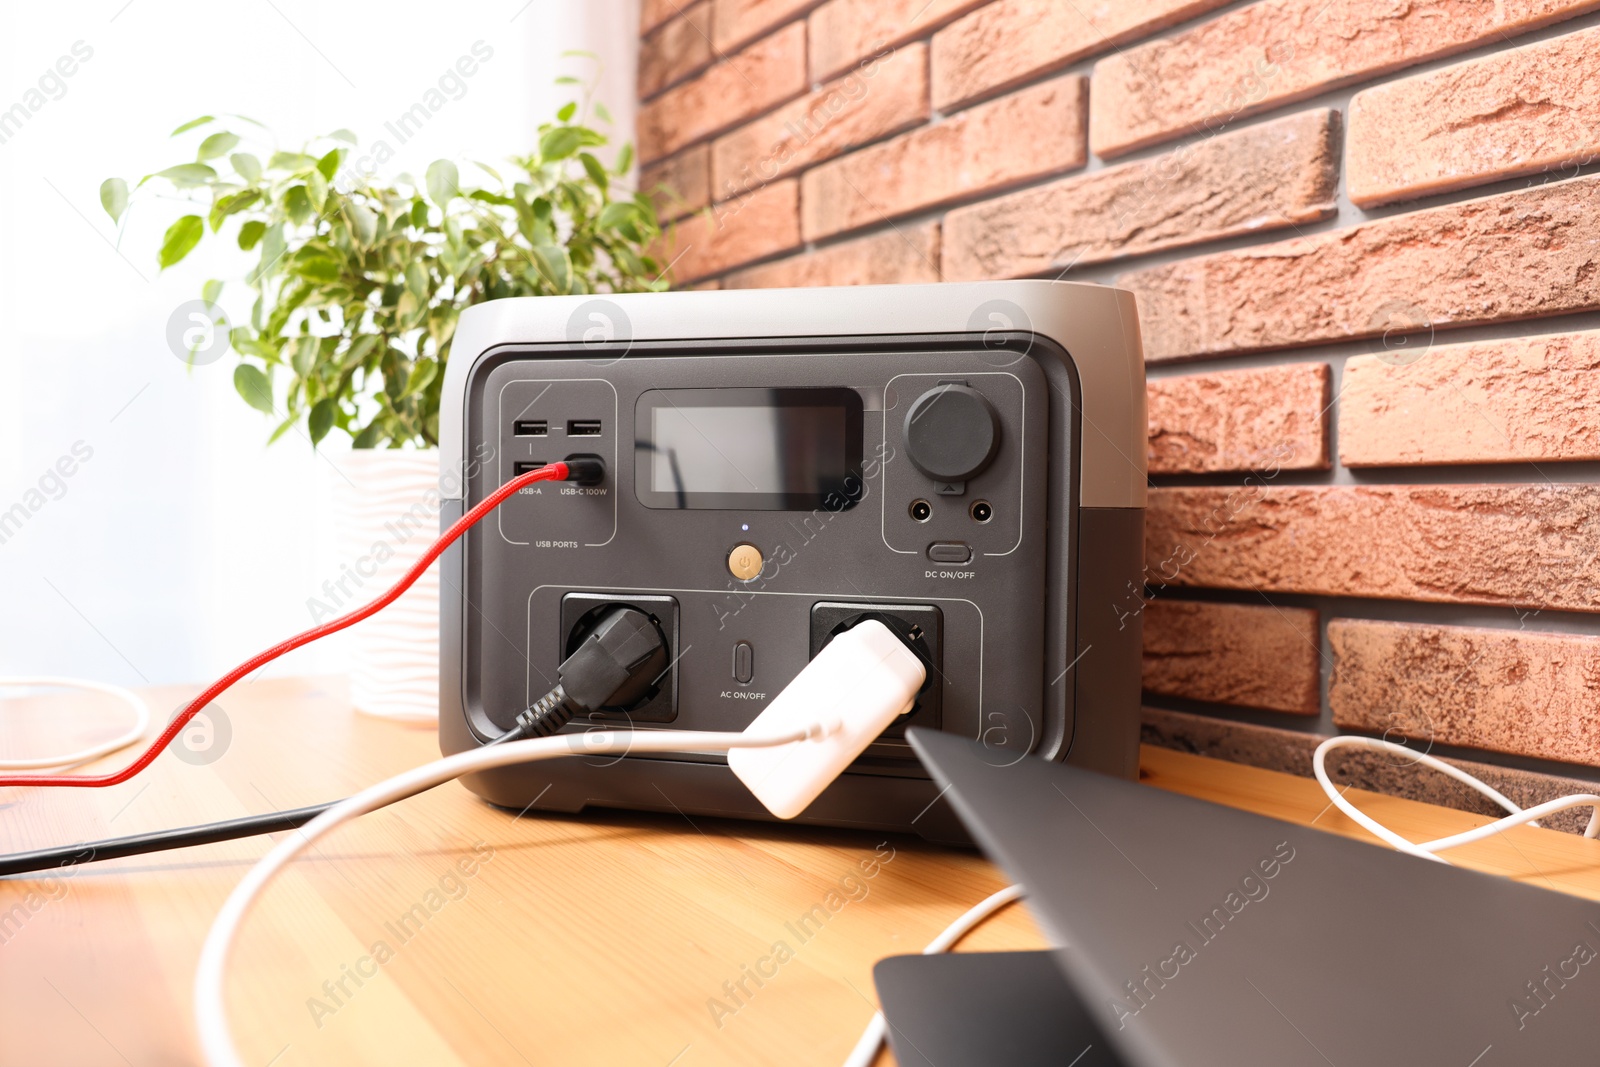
{"left": 4, "top": 678, "right": 1599, "bottom": 1066}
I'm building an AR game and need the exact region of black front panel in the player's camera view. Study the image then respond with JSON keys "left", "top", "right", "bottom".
{"left": 458, "top": 338, "right": 1062, "bottom": 789}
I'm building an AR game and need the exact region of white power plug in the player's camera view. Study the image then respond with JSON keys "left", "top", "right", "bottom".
{"left": 728, "top": 619, "right": 927, "bottom": 819}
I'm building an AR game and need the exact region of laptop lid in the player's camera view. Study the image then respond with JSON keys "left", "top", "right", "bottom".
{"left": 907, "top": 727, "right": 1600, "bottom": 1067}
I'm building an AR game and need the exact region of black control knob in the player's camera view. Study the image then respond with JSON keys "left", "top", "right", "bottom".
{"left": 902, "top": 384, "right": 1000, "bottom": 483}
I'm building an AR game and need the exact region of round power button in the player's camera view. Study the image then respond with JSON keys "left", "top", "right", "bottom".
{"left": 728, "top": 543, "right": 764, "bottom": 581}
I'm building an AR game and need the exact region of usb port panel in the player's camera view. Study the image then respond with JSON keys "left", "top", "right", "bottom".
{"left": 566, "top": 419, "right": 602, "bottom": 437}
{"left": 513, "top": 420, "right": 548, "bottom": 437}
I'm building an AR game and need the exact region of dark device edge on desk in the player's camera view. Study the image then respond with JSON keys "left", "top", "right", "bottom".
{"left": 879, "top": 727, "right": 1600, "bottom": 1067}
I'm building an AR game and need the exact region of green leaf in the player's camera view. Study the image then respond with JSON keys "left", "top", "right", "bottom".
{"left": 209, "top": 189, "right": 261, "bottom": 231}
{"left": 613, "top": 143, "right": 634, "bottom": 176}
{"left": 342, "top": 334, "right": 379, "bottom": 370}
{"left": 289, "top": 335, "right": 318, "bottom": 376}
{"left": 308, "top": 398, "right": 336, "bottom": 444}
{"left": 307, "top": 169, "right": 328, "bottom": 212}
{"left": 231, "top": 152, "right": 263, "bottom": 182}
{"left": 425, "top": 304, "right": 459, "bottom": 350}
{"left": 153, "top": 163, "right": 218, "bottom": 188}
{"left": 283, "top": 185, "right": 313, "bottom": 226}
{"left": 170, "top": 115, "right": 214, "bottom": 136}
{"left": 249, "top": 224, "right": 286, "bottom": 283}
{"left": 237, "top": 219, "right": 267, "bottom": 251}
{"left": 268, "top": 414, "right": 299, "bottom": 446}
{"left": 401, "top": 357, "right": 437, "bottom": 398}
{"left": 405, "top": 260, "right": 428, "bottom": 298}
{"left": 99, "top": 177, "right": 128, "bottom": 222}
{"left": 202, "top": 279, "right": 224, "bottom": 305}
{"left": 351, "top": 422, "right": 384, "bottom": 448}
{"left": 231, "top": 328, "right": 278, "bottom": 361}
{"left": 595, "top": 102, "right": 612, "bottom": 125}
{"left": 158, "top": 215, "right": 205, "bottom": 269}
{"left": 380, "top": 348, "right": 408, "bottom": 400}
{"left": 197, "top": 131, "right": 240, "bottom": 160}
{"left": 344, "top": 200, "right": 377, "bottom": 245}
{"left": 268, "top": 151, "right": 319, "bottom": 173}
{"left": 328, "top": 129, "right": 358, "bottom": 145}
{"left": 539, "top": 126, "right": 582, "bottom": 161}
{"left": 316, "top": 148, "right": 342, "bottom": 182}
{"left": 363, "top": 341, "right": 386, "bottom": 375}
{"left": 596, "top": 201, "right": 638, "bottom": 230}
{"left": 395, "top": 289, "right": 421, "bottom": 328}
{"left": 579, "top": 152, "right": 608, "bottom": 192}
{"left": 233, "top": 363, "right": 275, "bottom": 414}
{"left": 467, "top": 189, "right": 517, "bottom": 207}
{"left": 291, "top": 254, "right": 340, "bottom": 283}
{"left": 425, "top": 159, "right": 459, "bottom": 208}
{"left": 557, "top": 102, "right": 577, "bottom": 123}
{"left": 531, "top": 244, "right": 571, "bottom": 293}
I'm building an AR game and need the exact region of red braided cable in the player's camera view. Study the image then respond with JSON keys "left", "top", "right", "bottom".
{"left": 0, "top": 461, "right": 569, "bottom": 789}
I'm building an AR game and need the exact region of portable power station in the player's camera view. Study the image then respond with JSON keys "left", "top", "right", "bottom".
{"left": 437, "top": 281, "right": 1146, "bottom": 842}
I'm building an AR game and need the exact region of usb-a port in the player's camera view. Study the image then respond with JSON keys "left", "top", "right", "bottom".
{"left": 514, "top": 420, "right": 548, "bottom": 437}
{"left": 513, "top": 461, "right": 547, "bottom": 475}
{"left": 567, "top": 419, "right": 602, "bottom": 437}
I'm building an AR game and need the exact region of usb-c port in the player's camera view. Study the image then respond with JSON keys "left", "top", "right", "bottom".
{"left": 514, "top": 420, "right": 548, "bottom": 437}
{"left": 567, "top": 419, "right": 602, "bottom": 437}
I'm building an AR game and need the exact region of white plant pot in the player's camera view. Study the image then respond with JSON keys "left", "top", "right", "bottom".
{"left": 329, "top": 449, "right": 443, "bottom": 722}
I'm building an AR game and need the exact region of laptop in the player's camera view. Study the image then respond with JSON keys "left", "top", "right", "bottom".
{"left": 874, "top": 728, "right": 1600, "bottom": 1066}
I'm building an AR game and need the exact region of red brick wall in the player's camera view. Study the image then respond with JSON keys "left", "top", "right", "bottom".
{"left": 635, "top": 0, "right": 1600, "bottom": 824}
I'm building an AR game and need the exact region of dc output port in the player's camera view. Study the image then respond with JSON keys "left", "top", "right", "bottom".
{"left": 909, "top": 499, "right": 933, "bottom": 522}
{"left": 970, "top": 500, "right": 993, "bottom": 523}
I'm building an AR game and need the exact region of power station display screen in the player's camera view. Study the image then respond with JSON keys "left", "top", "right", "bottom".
{"left": 635, "top": 388, "right": 864, "bottom": 511}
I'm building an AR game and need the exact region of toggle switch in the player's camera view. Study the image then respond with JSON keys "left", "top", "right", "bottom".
{"left": 926, "top": 542, "right": 972, "bottom": 564}
{"left": 733, "top": 641, "right": 754, "bottom": 684}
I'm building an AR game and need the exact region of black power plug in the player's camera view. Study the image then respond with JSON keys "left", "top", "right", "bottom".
{"left": 511, "top": 605, "right": 670, "bottom": 738}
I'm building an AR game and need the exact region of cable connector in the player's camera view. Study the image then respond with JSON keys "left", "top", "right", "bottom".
{"left": 512, "top": 684, "right": 575, "bottom": 739}
{"left": 561, "top": 454, "right": 606, "bottom": 486}
{"left": 509, "top": 605, "right": 669, "bottom": 739}
{"left": 729, "top": 619, "right": 926, "bottom": 819}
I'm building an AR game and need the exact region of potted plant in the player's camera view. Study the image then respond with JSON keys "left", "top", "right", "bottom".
{"left": 106, "top": 100, "right": 668, "bottom": 720}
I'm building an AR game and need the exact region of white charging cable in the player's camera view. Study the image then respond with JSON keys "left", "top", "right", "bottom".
{"left": 194, "top": 726, "right": 825, "bottom": 1067}
{"left": 0, "top": 675, "right": 151, "bottom": 771}
{"left": 1313, "top": 735, "right": 1600, "bottom": 864}
{"left": 840, "top": 882, "right": 1024, "bottom": 1067}
{"left": 194, "top": 621, "right": 941, "bottom": 1066}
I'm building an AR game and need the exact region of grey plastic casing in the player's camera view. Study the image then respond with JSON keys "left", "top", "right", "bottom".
{"left": 437, "top": 281, "right": 1146, "bottom": 842}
